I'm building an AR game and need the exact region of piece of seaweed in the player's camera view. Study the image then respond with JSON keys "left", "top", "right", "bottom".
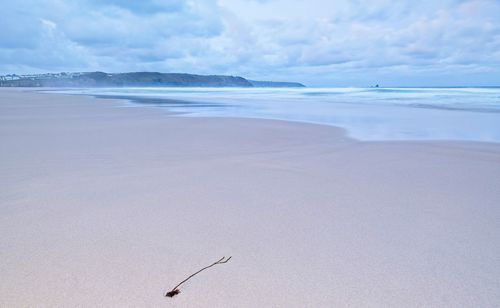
{"left": 165, "top": 256, "right": 232, "bottom": 298}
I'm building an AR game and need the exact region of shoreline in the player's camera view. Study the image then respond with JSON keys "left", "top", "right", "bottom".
{"left": 36, "top": 88, "right": 500, "bottom": 144}
{"left": 1, "top": 88, "right": 500, "bottom": 307}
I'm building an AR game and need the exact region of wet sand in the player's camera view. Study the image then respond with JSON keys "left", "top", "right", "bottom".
{"left": 1, "top": 88, "right": 499, "bottom": 307}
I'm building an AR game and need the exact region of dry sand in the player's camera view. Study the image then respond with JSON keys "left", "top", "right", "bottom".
{"left": 1, "top": 88, "right": 499, "bottom": 307}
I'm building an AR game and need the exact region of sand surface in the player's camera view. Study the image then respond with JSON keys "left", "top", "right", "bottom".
{"left": 1, "top": 88, "right": 500, "bottom": 307}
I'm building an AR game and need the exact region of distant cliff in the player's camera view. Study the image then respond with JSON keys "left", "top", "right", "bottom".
{"left": 0, "top": 72, "right": 305, "bottom": 88}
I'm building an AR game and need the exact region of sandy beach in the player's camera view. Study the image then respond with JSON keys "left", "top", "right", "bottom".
{"left": 1, "top": 88, "right": 499, "bottom": 307}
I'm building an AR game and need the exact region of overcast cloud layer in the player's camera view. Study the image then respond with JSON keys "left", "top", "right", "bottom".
{"left": 1, "top": 0, "right": 499, "bottom": 86}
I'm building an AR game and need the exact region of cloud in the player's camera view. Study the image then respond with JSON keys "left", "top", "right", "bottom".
{"left": 0, "top": 0, "right": 223, "bottom": 71}
{"left": 214, "top": 0, "right": 500, "bottom": 85}
{"left": 85, "top": 0, "right": 186, "bottom": 15}
{"left": 1, "top": 0, "right": 499, "bottom": 85}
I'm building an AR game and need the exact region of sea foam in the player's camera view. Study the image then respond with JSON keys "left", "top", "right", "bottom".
{"left": 51, "top": 87, "right": 500, "bottom": 142}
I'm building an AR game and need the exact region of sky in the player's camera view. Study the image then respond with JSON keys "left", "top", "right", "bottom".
{"left": 1, "top": 0, "right": 499, "bottom": 86}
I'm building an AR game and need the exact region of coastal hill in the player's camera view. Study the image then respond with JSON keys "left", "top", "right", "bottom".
{"left": 0, "top": 72, "right": 305, "bottom": 88}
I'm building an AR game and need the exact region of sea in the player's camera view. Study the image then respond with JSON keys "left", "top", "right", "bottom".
{"left": 51, "top": 87, "right": 500, "bottom": 143}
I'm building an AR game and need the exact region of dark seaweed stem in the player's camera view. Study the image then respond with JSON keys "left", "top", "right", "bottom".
{"left": 165, "top": 256, "right": 232, "bottom": 298}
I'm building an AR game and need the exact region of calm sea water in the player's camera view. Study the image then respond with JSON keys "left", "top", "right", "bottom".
{"left": 53, "top": 87, "right": 500, "bottom": 142}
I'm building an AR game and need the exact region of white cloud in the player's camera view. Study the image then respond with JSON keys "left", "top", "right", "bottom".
{"left": 1, "top": 0, "right": 499, "bottom": 85}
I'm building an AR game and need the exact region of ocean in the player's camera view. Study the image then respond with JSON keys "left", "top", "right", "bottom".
{"left": 52, "top": 87, "right": 500, "bottom": 143}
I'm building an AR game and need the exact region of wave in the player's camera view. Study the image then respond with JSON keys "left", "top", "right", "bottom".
{"left": 48, "top": 87, "right": 500, "bottom": 142}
